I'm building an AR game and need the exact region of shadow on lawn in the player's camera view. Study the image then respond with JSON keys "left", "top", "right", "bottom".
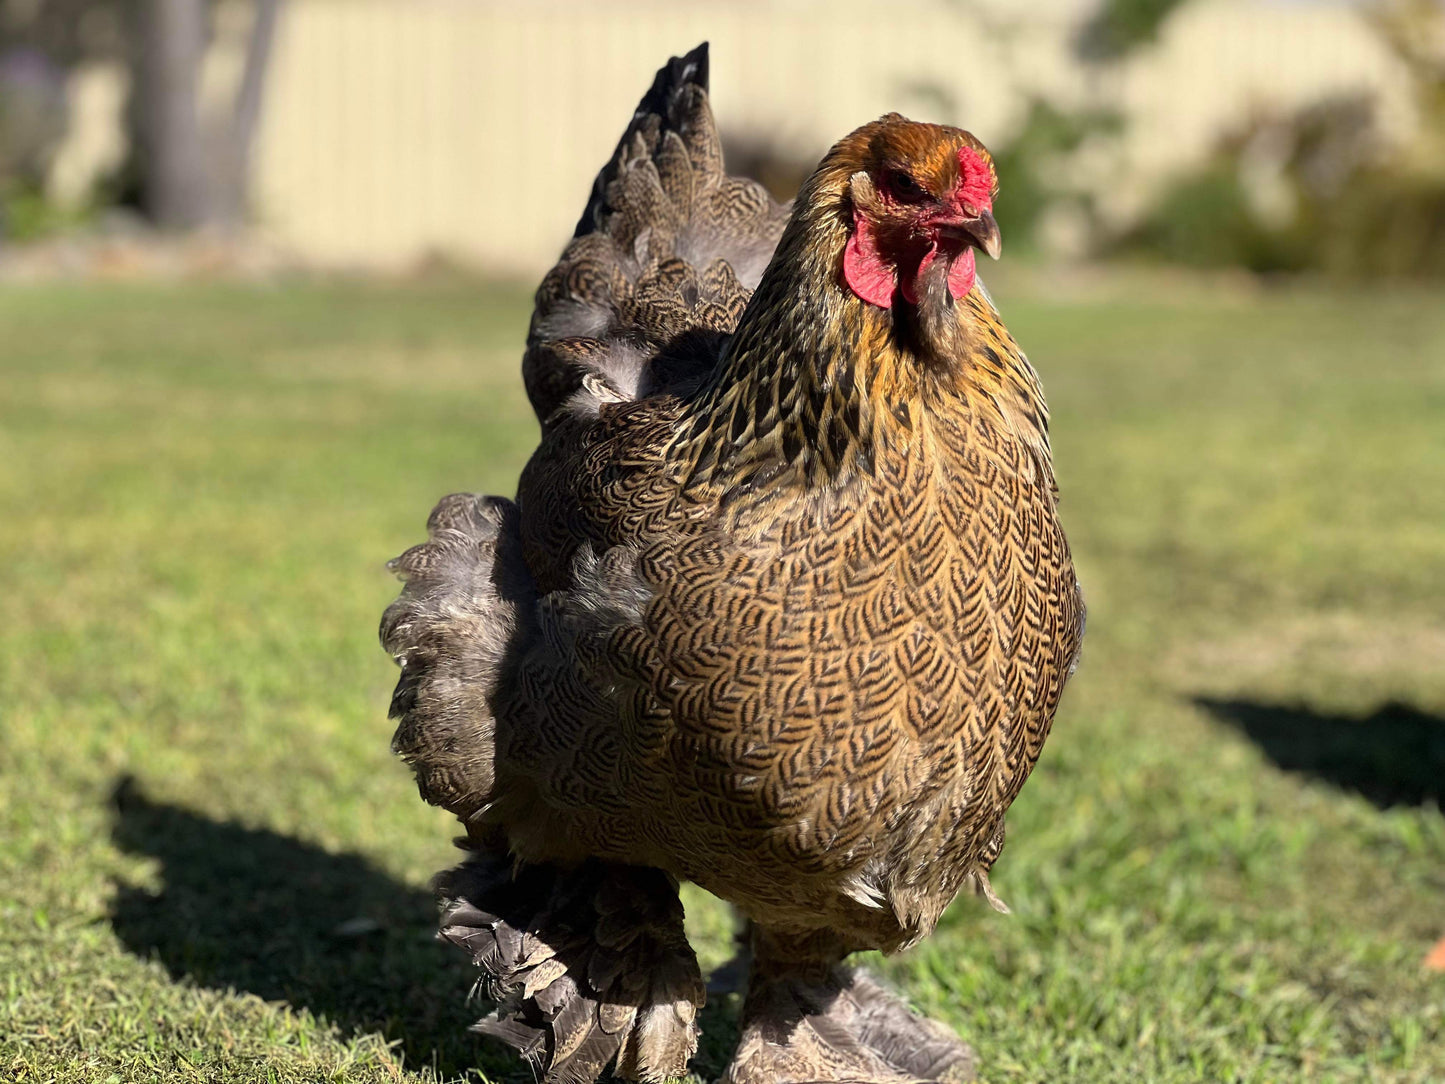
{"left": 1197, "top": 698, "right": 1445, "bottom": 809}
{"left": 107, "top": 776, "right": 743, "bottom": 1082}
{"left": 108, "top": 776, "right": 504, "bottom": 1080}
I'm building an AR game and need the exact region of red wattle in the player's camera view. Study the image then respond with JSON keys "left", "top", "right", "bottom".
{"left": 900, "top": 246, "right": 935, "bottom": 305}
{"left": 900, "top": 246, "right": 975, "bottom": 304}
{"left": 843, "top": 213, "right": 896, "bottom": 309}
{"left": 846, "top": 207, "right": 980, "bottom": 308}
{"left": 948, "top": 248, "right": 977, "bottom": 300}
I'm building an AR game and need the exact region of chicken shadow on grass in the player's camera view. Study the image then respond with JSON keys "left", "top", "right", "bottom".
{"left": 107, "top": 776, "right": 745, "bottom": 1081}
{"left": 1196, "top": 698, "right": 1445, "bottom": 809}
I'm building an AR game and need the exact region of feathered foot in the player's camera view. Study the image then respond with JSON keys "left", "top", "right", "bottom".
{"left": 721, "top": 931, "right": 974, "bottom": 1084}
{"left": 436, "top": 854, "right": 705, "bottom": 1084}
{"left": 844, "top": 970, "right": 977, "bottom": 1082}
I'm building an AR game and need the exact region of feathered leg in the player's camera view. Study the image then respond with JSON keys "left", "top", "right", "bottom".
{"left": 721, "top": 927, "right": 975, "bottom": 1084}
{"left": 435, "top": 853, "right": 705, "bottom": 1084}
{"left": 845, "top": 970, "right": 977, "bottom": 1082}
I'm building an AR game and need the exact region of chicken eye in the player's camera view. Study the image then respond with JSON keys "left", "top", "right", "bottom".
{"left": 888, "top": 170, "right": 925, "bottom": 201}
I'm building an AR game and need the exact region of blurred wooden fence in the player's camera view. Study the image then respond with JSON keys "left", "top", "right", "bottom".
{"left": 53, "top": 0, "right": 1417, "bottom": 273}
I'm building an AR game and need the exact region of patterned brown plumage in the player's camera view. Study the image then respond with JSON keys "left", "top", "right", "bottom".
{"left": 382, "top": 43, "right": 1083, "bottom": 1084}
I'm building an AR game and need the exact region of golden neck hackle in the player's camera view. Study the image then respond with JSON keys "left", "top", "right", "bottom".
{"left": 676, "top": 164, "right": 1055, "bottom": 509}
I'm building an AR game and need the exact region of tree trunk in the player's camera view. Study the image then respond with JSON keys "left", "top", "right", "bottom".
{"left": 134, "top": 0, "right": 283, "bottom": 230}
{"left": 137, "top": 0, "right": 210, "bottom": 228}
{"left": 213, "top": 0, "right": 281, "bottom": 226}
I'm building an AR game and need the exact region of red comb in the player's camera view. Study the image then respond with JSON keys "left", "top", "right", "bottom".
{"left": 956, "top": 146, "right": 994, "bottom": 213}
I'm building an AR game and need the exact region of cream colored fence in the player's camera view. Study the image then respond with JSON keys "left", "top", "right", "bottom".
{"left": 51, "top": 0, "right": 1418, "bottom": 274}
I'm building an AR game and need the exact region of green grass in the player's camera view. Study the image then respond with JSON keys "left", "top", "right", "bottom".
{"left": 1, "top": 274, "right": 1442, "bottom": 1083}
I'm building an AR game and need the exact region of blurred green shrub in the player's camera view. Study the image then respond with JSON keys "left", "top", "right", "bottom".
{"left": 1076, "top": 0, "right": 1193, "bottom": 60}
{"left": 1121, "top": 0, "right": 1445, "bottom": 278}
{"left": 1122, "top": 163, "right": 1307, "bottom": 273}
{"left": 0, "top": 47, "right": 69, "bottom": 240}
{"left": 0, "top": 178, "right": 92, "bottom": 242}
{"left": 1122, "top": 112, "right": 1445, "bottom": 280}
{"left": 988, "top": 99, "right": 1121, "bottom": 255}
{"left": 1313, "top": 171, "right": 1445, "bottom": 278}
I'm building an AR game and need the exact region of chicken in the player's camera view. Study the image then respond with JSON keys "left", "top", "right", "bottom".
{"left": 381, "top": 44, "right": 1084, "bottom": 1084}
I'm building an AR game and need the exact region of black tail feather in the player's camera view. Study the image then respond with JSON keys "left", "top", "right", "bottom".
{"left": 574, "top": 42, "right": 710, "bottom": 240}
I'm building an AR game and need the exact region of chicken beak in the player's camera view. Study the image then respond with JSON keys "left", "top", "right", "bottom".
{"left": 935, "top": 210, "right": 1002, "bottom": 261}
{"left": 968, "top": 210, "right": 1002, "bottom": 261}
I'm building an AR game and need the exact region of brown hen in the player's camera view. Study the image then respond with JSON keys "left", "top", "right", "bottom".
{"left": 381, "top": 44, "right": 1084, "bottom": 1084}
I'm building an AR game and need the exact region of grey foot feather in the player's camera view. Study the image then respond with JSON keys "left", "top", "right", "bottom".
{"left": 436, "top": 855, "right": 705, "bottom": 1084}
{"left": 721, "top": 965, "right": 975, "bottom": 1084}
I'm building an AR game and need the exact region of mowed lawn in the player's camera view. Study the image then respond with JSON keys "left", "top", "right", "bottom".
{"left": 1, "top": 275, "right": 1442, "bottom": 1084}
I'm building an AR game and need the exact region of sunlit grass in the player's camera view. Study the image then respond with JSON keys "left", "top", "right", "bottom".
{"left": 1, "top": 276, "right": 1441, "bottom": 1083}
